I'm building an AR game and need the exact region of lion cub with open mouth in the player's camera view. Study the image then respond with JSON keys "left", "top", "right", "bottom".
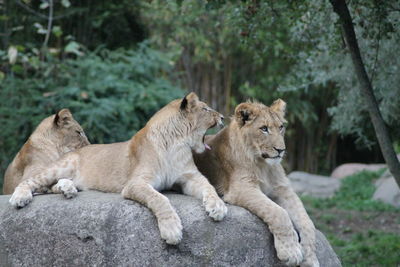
{"left": 194, "top": 100, "right": 319, "bottom": 267}
{"left": 10, "top": 92, "right": 227, "bottom": 245}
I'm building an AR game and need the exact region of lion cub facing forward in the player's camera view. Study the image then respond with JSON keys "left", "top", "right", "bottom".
{"left": 3, "top": 109, "right": 89, "bottom": 195}
{"left": 194, "top": 100, "right": 319, "bottom": 267}
{"left": 10, "top": 92, "right": 227, "bottom": 245}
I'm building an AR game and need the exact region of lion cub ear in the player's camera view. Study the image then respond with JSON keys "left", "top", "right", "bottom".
{"left": 54, "top": 109, "right": 73, "bottom": 127}
{"left": 180, "top": 92, "right": 199, "bottom": 110}
{"left": 235, "top": 103, "right": 256, "bottom": 127}
{"left": 270, "top": 99, "right": 286, "bottom": 118}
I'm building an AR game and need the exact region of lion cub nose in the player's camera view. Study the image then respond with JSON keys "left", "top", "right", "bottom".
{"left": 273, "top": 147, "right": 285, "bottom": 155}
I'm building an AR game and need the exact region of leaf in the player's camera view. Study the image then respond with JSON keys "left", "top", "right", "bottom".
{"left": 7, "top": 46, "right": 18, "bottom": 64}
{"left": 39, "top": 1, "right": 49, "bottom": 9}
{"left": 33, "top": 22, "right": 43, "bottom": 29}
{"left": 64, "top": 41, "right": 83, "bottom": 56}
{"left": 37, "top": 28, "right": 48, "bottom": 35}
{"left": 52, "top": 26, "right": 63, "bottom": 38}
{"left": 61, "top": 0, "right": 71, "bottom": 8}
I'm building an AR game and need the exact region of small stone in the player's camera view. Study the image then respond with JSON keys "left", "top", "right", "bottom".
{"left": 373, "top": 170, "right": 400, "bottom": 208}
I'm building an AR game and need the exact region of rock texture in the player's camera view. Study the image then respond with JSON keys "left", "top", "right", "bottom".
{"left": 0, "top": 191, "right": 341, "bottom": 267}
{"left": 373, "top": 170, "right": 400, "bottom": 208}
{"left": 331, "top": 163, "right": 386, "bottom": 179}
{"left": 288, "top": 171, "right": 341, "bottom": 198}
{"left": 331, "top": 155, "right": 400, "bottom": 179}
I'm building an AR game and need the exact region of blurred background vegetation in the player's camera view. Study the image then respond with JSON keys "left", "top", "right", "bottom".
{"left": 1, "top": 0, "right": 400, "bottom": 265}
{"left": 1, "top": 0, "right": 400, "bottom": 179}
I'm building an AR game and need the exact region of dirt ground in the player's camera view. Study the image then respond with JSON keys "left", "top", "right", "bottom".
{"left": 309, "top": 208, "right": 400, "bottom": 241}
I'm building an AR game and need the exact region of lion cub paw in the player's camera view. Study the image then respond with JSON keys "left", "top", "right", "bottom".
{"left": 158, "top": 213, "right": 183, "bottom": 245}
{"left": 203, "top": 195, "right": 227, "bottom": 221}
{"left": 300, "top": 254, "right": 320, "bottom": 267}
{"left": 275, "top": 228, "right": 303, "bottom": 266}
{"left": 52, "top": 179, "right": 78, "bottom": 199}
{"left": 9, "top": 187, "right": 33, "bottom": 208}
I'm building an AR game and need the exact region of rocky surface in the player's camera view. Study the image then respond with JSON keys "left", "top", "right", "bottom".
{"left": 330, "top": 163, "right": 386, "bottom": 179}
{"left": 373, "top": 170, "right": 400, "bottom": 208}
{"left": 0, "top": 191, "right": 341, "bottom": 267}
{"left": 288, "top": 171, "right": 341, "bottom": 198}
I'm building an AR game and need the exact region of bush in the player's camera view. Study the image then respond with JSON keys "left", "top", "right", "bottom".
{"left": 0, "top": 44, "right": 183, "bottom": 191}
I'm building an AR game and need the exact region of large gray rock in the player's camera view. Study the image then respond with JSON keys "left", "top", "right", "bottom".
{"left": 288, "top": 171, "right": 341, "bottom": 198}
{"left": 331, "top": 163, "right": 386, "bottom": 179}
{"left": 373, "top": 170, "right": 400, "bottom": 208}
{"left": 0, "top": 191, "right": 341, "bottom": 267}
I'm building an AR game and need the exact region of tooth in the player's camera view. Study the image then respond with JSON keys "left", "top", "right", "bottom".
{"left": 205, "top": 143, "right": 211, "bottom": 150}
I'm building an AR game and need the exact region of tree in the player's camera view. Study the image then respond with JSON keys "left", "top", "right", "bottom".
{"left": 329, "top": 0, "right": 400, "bottom": 187}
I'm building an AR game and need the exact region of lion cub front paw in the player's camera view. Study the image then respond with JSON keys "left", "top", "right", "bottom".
{"left": 52, "top": 179, "right": 78, "bottom": 199}
{"left": 9, "top": 187, "right": 33, "bottom": 208}
{"left": 275, "top": 228, "right": 304, "bottom": 266}
{"left": 203, "top": 195, "right": 227, "bottom": 221}
{"left": 300, "top": 254, "right": 320, "bottom": 267}
{"left": 158, "top": 213, "right": 183, "bottom": 245}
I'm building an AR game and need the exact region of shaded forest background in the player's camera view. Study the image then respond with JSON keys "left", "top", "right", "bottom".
{"left": 1, "top": 0, "right": 400, "bottom": 189}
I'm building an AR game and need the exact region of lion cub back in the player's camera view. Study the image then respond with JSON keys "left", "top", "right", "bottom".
{"left": 3, "top": 109, "right": 89, "bottom": 194}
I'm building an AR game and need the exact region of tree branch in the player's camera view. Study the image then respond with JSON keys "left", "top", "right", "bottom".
{"left": 43, "top": 0, "right": 53, "bottom": 49}
{"left": 329, "top": 0, "right": 400, "bottom": 188}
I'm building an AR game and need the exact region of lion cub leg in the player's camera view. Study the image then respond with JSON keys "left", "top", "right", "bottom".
{"left": 122, "top": 177, "right": 183, "bottom": 245}
{"left": 51, "top": 179, "right": 78, "bottom": 199}
{"left": 224, "top": 185, "right": 303, "bottom": 266}
{"left": 273, "top": 186, "right": 319, "bottom": 267}
{"left": 9, "top": 154, "right": 79, "bottom": 208}
{"left": 178, "top": 172, "right": 227, "bottom": 221}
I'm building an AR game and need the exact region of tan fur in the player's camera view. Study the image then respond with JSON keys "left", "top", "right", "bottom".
{"left": 9, "top": 93, "right": 227, "bottom": 245}
{"left": 3, "top": 109, "right": 90, "bottom": 194}
{"left": 194, "top": 100, "right": 319, "bottom": 267}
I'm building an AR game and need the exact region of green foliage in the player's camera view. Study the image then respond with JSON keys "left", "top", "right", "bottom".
{"left": 301, "top": 169, "right": 398, "bottom": 211}
{"left": 328, "top": 231, "right": 400, "bottom": 267}
{"left": 303, "top": 169, "right": 400, "bottom": 266}
{"left": 338, "top": 231, "right": 400, "bottom": 266}
{"left": 0, "top": 44, "right": 182, "bottom": 190}
{"left": 280, "top": 0, "right": 400, "bottom": 147}
{"left": 2, "top": 0, "right": 145, "bottom": 51}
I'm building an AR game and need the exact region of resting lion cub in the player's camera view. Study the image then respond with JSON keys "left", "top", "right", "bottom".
{"left": 194, "top": 100, "right": 319, "bottom": 267}
{"left": 3, "top": 109, "right": 90, "bottom": 195}
{"left": 10, "top": 93, "right": 227, "bottom": 245}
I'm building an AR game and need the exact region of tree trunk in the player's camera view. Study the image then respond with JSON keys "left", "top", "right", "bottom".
{"left": 329, "top": 0, "right": 400, "bottom": 187}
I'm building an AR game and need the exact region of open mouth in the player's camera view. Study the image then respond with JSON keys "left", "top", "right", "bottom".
{"left": 203, "top": 122, "right": 219, "bottom": 151}
{"left": 203, "top": 134, "right": 211, "bottom": 150}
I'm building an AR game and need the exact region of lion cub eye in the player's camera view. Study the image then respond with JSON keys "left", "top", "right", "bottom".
{"left": 279, "top": 125, "right": 284, "bottom": 131}
{"left": 202, "top": 107, "right": 211, "bottom": 112}
{"left": 260, "top": 126, "right": 269, "bottom": 133}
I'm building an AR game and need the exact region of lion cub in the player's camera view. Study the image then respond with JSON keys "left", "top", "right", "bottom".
{"left": 194, "top": 100, "right": 319, "bottom": 267}
{"left": 10, "top": 93, "right": 227, "bottom": 245}
{"left": 3, "top": 109, "right": 89, "bottom": 195}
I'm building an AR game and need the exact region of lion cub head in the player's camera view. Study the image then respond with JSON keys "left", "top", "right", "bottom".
{"left": 180, "top": 92, "right": 224, "bottom": 153}
{"left": 234, "top": 99, "right": 287, "bottom": 165}
{"left": 52, "top": 109, "right": 90, "bottom": 153}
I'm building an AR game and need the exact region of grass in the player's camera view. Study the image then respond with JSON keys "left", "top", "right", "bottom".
{"left": 302, "top": 169, "right": 398, "bottom": 212}
{"left": 301, "top": 169, "right": 400, "bottom": 266}
{"left": 333, "top": 231, "right": 400, "bottom": 266}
